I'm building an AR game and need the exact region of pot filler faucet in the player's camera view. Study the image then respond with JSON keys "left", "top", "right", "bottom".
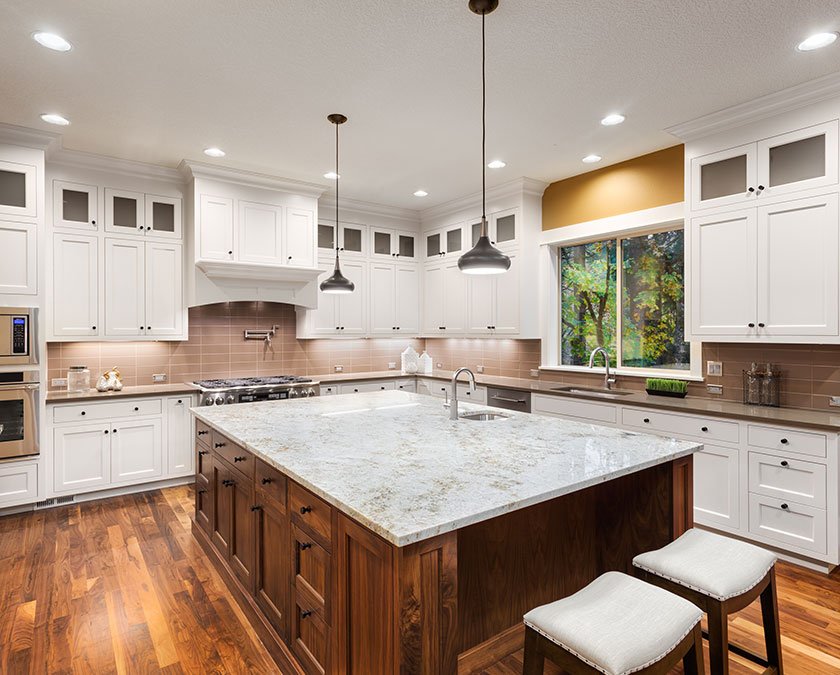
{"left": 588, "top": 347, "right": 616, "bottom": 390}
{"left": 450, "top": 367, "right": 477, "bottom": 420}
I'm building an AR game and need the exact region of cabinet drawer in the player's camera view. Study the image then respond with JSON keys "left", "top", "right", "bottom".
{"left": 747, "top": 425, "right": 826, "bottom": 458}
{"left": 532, "top": 394, "right": 616, "bottom": 425}
{"left": 290, "top": 483, "right": 333, "bottom": 549}
{"left": 748, "top": 452, "right": 826, "bottom": 509}
{"left": 292, "top": 591, "right": 329, "bottom": 675}
{"left": 292, "top": 524, "right": 331, "bottom": 616}
{"left": 748, "top": 493, "right": 827, "bottom": 555}
{"left": 0, "top": 461, "right": 38, "bottom": 508}
{"left": 622, "top": 407, "right": 739, "bottom": 444}
{"left": 394, "top": 379, "right": 416, "bottom": 393}
{"left": 255, "top": 459, "right": 287, "bottom": 511}
{"left": 321, "top": 384, "right": 338, "bottom": 396}
{"left": 52, "top": 397, "right": 162, "bottom": 423}
{"left": 339, "top": 380, "right": 395, "bottom": 394}
{"left": 211, "top": 432, "right": 254, "bottom": 479}
{"left": 196, "top": 420, "right": 212, "bottom": 447}
{"left": 458, "top": 384, "right": 486, "bottom": 404}
{"left": 196, "top": 444, "right": 212, "bottom": 483}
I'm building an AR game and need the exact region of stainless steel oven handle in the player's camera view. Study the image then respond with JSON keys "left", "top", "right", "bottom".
{"left": 490, "top": 394, "right": 527, "bottom": 404}
{"left": 0, "top": 383, "right": 40, "bottom": 391}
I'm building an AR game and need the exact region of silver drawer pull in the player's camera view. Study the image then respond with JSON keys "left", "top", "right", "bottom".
{"left": 490, "top": 395, "right": 526, "bottom": 404}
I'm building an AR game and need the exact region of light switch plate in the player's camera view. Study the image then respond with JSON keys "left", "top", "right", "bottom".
{"left": 830, "top": 396, "right": 840, "bottom": 407}
{"left": 707, "top": 384, "right": 723, "bottom": 395}
{"left": 706, "top": 361, "right": 723, "bottom": 377}
{"left": 152, "top": 373, "right": 167, "bottom": 383}
{"left": 530, "top": 369, "right": 540, "bottom": 378}
{"left": 52, "top": 377, "right": 68, "bottom": 388}
{"left": 476, "top": 365, "right": 485, "bottom": 373}
{"left": 334, "top": 365, "right": 343, "bottom": 372}
{"left": 388, "top": 362, "right": 396, "bottom": 370}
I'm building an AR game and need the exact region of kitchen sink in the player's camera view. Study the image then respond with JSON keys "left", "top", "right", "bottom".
{"left": 550, "top": 386, "right": 636, "bottom": 399}
{"left": 459, "top": 411, "right": 511, "bottom": 421}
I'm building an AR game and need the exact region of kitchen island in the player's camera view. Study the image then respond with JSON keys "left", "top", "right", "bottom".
{"left": 191, "top": 390, "right": 701, "bottom": 674}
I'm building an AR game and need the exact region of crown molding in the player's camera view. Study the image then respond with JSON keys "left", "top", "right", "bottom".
{"left": 318, "top": 194, "right": 421, "bottom": 226}
{"left": 48, "top": 147, "right": 183, "bottom": 182}
{"left": 666, "top": 72, "right": 840, "bottom": 142}
{"left": 420, "top": 177, "right": 549, "bottom": 222}
{"left": 180, "top": 159, "right": 329, "bottom": 198}
{"left": 0, "top": 123, "right": 61, "bottom": 151}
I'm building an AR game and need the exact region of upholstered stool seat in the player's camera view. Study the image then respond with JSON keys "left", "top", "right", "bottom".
{"left": 633, "top": 528, "right": 784, "bottom": 675}
{"left": 522, "top": 571, "right": 704, "bottom": 675}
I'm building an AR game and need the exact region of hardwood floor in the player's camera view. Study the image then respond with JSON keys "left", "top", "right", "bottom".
{"left": 0, "top": 484, "right": 838, "bottom": 674}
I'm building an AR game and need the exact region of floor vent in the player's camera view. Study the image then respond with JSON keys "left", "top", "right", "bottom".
{"left": 34, "top": 495, "right": 76, "bottom": 509}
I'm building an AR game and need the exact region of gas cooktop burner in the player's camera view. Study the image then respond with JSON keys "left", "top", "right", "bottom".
{"left": 193, "top": 375, "right": 314, "bottom": 389}
{"left": 192, "top": 375, "right": 321, "bottom": 406}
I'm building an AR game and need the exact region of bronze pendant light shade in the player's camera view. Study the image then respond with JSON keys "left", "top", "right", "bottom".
{"left": 320, "top": 113, "right": 356, "bottom": 294}
{"left": 458, "top": 0, "right": 511, "bottom": 275}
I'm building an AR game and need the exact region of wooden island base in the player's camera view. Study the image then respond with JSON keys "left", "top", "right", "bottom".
{"left": 194, "top": 421, "right": 693, "bottom": 675}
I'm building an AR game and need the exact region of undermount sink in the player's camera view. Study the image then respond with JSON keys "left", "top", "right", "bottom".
{"left": 459, "top": 411, "right": 510, "bottom": 421}
{"left": 551, "top": 386, "right": 636, "bottom": 399}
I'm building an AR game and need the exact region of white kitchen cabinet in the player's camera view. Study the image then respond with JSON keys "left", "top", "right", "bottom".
{"left": 53, "top": 180, "right": 98, "bottom": 230}
{"left": 0, "top": 158, "right": 37, "bottom": 219}
{"left": 468, "top": 210, "right": 519, "bottom": 251}
{"left": 167, "top": 396, "right": 194, "bottom": 475}
{"left": 422, "top": 264, "right": 444, "bottom": 334}
{"left": 422, "top": 261, "right": 465, "bottom": 335}
{"left": 104, "top": 238, "right": 145, "bottom": 337}
{"left": 145, "top": 241, "right": 184, "bottom": 337}
{"left": 0, "top": 461, "right": 39, "bottom": 508}
{"left": 111, "top": 418, "right": 163, "bottom": 484}
{"left": 425, "top": 223, "right": 464, "bottom": 261}
{"left": 693, "top": 444, "right": 740, "bottom": 530}
{"left": 104, "top": 188, "right": 144, "bottom": 235}
{"left": 317, "top": 222, "right": 366, "bottom": 258}
{"left": 748, "top": 494, "right": 827, "bottom": 556}
{"left": 145, "top": 194, "right": 182, "bottom": 239}
{"left": 395, "top": 265, "right": 420, "bottom": 334}
{"left": 305, "top": 258, "right": 367, "bottom": 336}
{"left": 0, "top": 220, "right": 37, "bottom": 295}
{"left": 370, "top": 227, "right": 417, "bottom": 261}
{"left": 53, "top": 424, "right": 111, "bottom": 493}
{"left": 52, "top": 232, "right": 98, "bottom": 336}
{"left": 370, "top": 263, "right": 419, "bottom": 335}
{"left": 199, "top": 194, "right": 235, "bottom": 260}
{"left": 467, "top": 254, "right": 520, "bottom": 335}
{"left": 239, "top": 201, "right": 283, "bottom": 264}
{"left": 285, "top": 208, "right": 315, "bottom": 267}
{"left": 339, "top": 380, "right": 396, "bottom": 394}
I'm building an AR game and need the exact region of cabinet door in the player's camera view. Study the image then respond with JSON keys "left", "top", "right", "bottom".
{"left": 145, "top": 242, "right": 184, "bottom": 337}
{"left": 395, "top": 264, "right": 420, "bottom": 334}
{"left": 52, "top": 233, "right": 98, "bottom": 336}
{"left": 0, "top": 221, "right": 37, "bottom": 295}
{"left": 0, "top": 159, "right": 37, "bottom": 219}
{"left": 467, "top": 275, "right": 495, "bottom": 334}
{"left": 0, "top": 461, "right": 38, "bottom": 508}
{"left": 255, "top": 500, "right": 290, "bottom": 640}
{"left": 239, "top": 201, "right": 283, "bottom": 264}
{"left": 442, "top": 261, "right": 467, "bottom": 333}
{"left": 689, "top": 209, "right": 757, "bottom": 336}
{"left": 444, "top": 223, "right": 464, "bottom": 258}
{"left": 693, "top": 443, "right": 740, "bottom": 530}
{"left": 195, "top": 460, "right": 213, "bottom": 534}
{"left": 166, "top": 397, "right": 192, "bottom": 475}
{"left": 104, "top": 188, "right": 145, "bottom": 235}
{"left": 369, "top": 263, "right": 396, "bottom": 334}
{"left": 336, "top": 260, "right": 367, "bottom": 334}
{"left": 492, "top": 209, "right": 518, "bottom": 249}
{"left": 53, "top": 424, "right": 111, "bottom": 493}
{"left": 311, "top": 259, "right": 339, "bottom": 335}
{"left": 494, "top": 253, "right": 520, "bottom": 334}
{"left": 104, "top": 238, "right": 145, "bottom": 337}
{"left": 339, "top": 224, "right": 365, "bottom": 256}
{"left": 426, "top": 229, "right": 444, "bottom": 260}
{"left": 212, "top": 462, "right": 234, "bottom": 558}
{"left": 757, "top": 121, "right": 839, "bottom": 200}
{"left": 145, "top": 194, "right": 182, "bottom": 239}
{"left": 317, "top": 222, "right": 336, "bottom": 256}
{"left": 423, "top": 264, "right": 444, "bottom": 334}
{"left": 110, "top": 418, "right": 163, "bottom": 484}
{"left": 691, "top": 143, "right": 757, "bottom": 211}
{"left": 230, "top": 476, "right": 256, "bottom": 590}
{"left": 199, "top": 195, "right": 234, "bottom": 260}
{"left": 757, "top": 193, "right": 839, "bottom": 337}
{"left": 54, "top": 180, "right": 97, "bottom": 230}
{"left": 285, "top": 208, "right": 315, "bottom": 267}
{"left": 396, "top": 231, "right": 416, "bottom": 260}
{"left": 370, "top": 228, "right": 394, "bottom": 259}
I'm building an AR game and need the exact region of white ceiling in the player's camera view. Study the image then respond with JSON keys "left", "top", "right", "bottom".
{"left": 2, "top": 0, "right": 839, "bottom": 209}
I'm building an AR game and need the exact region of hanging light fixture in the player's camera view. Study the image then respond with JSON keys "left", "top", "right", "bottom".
{"left": 320, "top": 113, "right": 356, "bottom": 294}
{"left": 458, "top": 0, "right": 510, "bottom": 275}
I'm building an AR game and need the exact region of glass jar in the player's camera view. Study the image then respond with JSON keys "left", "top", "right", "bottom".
{"left": 67, "top": 365, "right": 91, "bottom": 393}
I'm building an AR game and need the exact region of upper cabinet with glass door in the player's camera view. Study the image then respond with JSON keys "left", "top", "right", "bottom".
{"left": 316, "top": 221, "right": 366, "bottom": 258}
{"left": 54, "top": 181, "right": 98, "bottom": 230}
{"left": 468, "top": 209, "right": 519, "bottom": 251}
{"left": 370, "top": 227, "right": 416, "bottom": 261}
{"left": 425, "top": 222, "right": 464, "bottom": 260}
{"left": 104, "top": 188, "right": 182, "bottom": 239}
{"left": 691, "top": 121, "right": 838, "bottom": 211}
{"left": 0, "top": 159, "right": 37, "bottom": 220}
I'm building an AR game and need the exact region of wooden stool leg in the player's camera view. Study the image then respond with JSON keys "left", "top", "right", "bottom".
{"left": 522, "top": 626, "right": 546, "bottom": 675}
{"left": 707, "top": 599, "right": 730, "bottom": 675}
{"left": 683, "top": 624, "right": 705, "bottom": 675}
{"left": 760, "top": 568, "right": 784, "bottom": 674}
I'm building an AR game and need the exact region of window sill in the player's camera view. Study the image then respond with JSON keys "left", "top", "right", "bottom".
{"left": 539, "top": 365, "right": 705, "bottom": 383}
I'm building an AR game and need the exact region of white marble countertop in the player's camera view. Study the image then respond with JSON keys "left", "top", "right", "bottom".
{"left": 192, "top": 391, "right": 701, "bottom": 547}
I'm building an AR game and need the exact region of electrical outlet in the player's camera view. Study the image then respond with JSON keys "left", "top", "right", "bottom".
{"left": 388, "top": 362, "right": 396, "bottom": 370}
{"left": 707, "top": 384, "right": 723, "bottom": 395}
{"left": 436, "top": 362, "right": 443, "bottom": 369}
{"left": 830, "top": 396, "right": 840, "bottom": 407}
{"left": 706, "top": 361, "right": 723, "bottom": 377}
{"left": 530, "top": 369, "right": 540, "bottom": 378}
{"left": 52, "top": 377, "right": 68, "bottom": 388}
{"left": 334, "top": 365, "right": 343, "bottom": 373}
{"left": 476, "top": 365, "right": 485, "bottom": 373}
{"left": 152, "top": 373, "right": 167, "bottom": 383}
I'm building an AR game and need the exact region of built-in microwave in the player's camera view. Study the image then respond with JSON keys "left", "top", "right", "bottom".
{"left": 0, "top": 372, "right": 39, "bottom": 459}
{"left": 0, "top": 307, "right": 36, "bottom": 365}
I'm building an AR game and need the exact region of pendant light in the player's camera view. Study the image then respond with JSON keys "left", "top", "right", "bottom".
{"left": 320, "top": 113, "right": 356, "bottom": 294}
{"left": 458, "top": 0, "right": 511, "bottom": 275}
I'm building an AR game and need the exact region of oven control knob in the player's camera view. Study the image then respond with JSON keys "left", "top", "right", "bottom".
{"left": 213, "top": 394, "right": 225, "bottom": 406}
{"left": 226, "top": 394, "right": 236, "bottom": 404}
{"left": 203, "top": 395, "right": 215, "bottom": 406}
{"left": 288, "top": 388, "right": 301, "bottom": 398}
{"left": 304, "top": 388, "right": 316, "bottom": 397}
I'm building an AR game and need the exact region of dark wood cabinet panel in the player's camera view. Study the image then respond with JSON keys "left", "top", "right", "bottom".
{"left": 255, "top": 499, "right": 291, "bottom": 640}
{"left": 293, "top": 592, "right": 330, "bottom": 675}
{"left": 256, "top": 458, "right": 287, "bottom": 511}
{"left": 212, "top": 431, "right": 254, "bottom": 480}
{"left": 195, "top": 473, "right": 213, "bottom": 534}
{"left": 290, "top": 483, "right": 333, "bottom": 550}
{"left": 292, "top": 524, "right": 330, "bottom": 619}
{"left": 211, "top": 461, "right": 233, "bottom": 558}
{"left": 230, "top": 473, "right": 256, "bottom": 591}
{"left": 196, "top": 442, "right": 212, "bottom": 482}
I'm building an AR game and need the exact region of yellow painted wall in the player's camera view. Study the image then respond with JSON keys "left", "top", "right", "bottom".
{"left": 542, "top": 145, "right": 684, "bottom": 230}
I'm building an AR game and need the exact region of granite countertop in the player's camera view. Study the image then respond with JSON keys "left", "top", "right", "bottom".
{"left": 46, "top": 382, "right": 198, "bottom": 403}
{"left": 192, "top": 390, "right": 700, "bottom": 546}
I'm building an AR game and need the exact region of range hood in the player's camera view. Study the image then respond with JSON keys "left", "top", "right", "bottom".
{"left": 191, "top": 260, "right": 322, "bottom": 309}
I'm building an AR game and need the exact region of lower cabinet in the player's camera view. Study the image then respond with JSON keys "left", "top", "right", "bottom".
{"left": 53, "top": 423, "right": 111, "bottom": 492}
{"left": 167, "top": 396, "right": 194, "bottom": 475}
{"left": 110, "top": 418, "right": 163, "bottom": 484}
{"left": 693, "top": 443, "right": 740, "bottom": 530}
{"left": 255, "top": 498, "right": 291, "bottom": 640}
{"left": 0, "top": 460, "right": 39, "bottom": 507}
{"left": 229, "top": 476, "right": 256, "bottom": 589}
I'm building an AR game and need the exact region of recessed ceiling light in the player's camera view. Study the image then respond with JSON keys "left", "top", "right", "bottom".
{"left": 487, "top": 160, "right": 506, "bottom": 169}
{"left": 600, "top": 113, "right": 625, "bottom": 126}
{"left": 413, "top": 190, "right": 429, "bottom": 197}
{"left": 324, "top": 171, "right": 340, "bottom": 180}
{"left": 797, "top": 32, "right": 838, "bottom": 51}
{"left": 32, "top": 31, "right": 72, "bottom": 52}
{"left": 40, "top": 113, "right": 70, "bottom": 126}
{"left": 203, "top": 147, "right": 225, "bottom": 158}
{"left": 582, "top": 154, "right": 602, "bottom": 164}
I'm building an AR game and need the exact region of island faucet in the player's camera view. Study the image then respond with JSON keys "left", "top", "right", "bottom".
{"left": 449, "top": 367, "right": 477, "bottom": 420}
{"left": 588, "top": 347, "right": 616, "bottom": 390}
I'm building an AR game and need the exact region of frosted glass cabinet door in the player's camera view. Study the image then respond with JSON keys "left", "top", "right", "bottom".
{"left": 757, "top": 121, "right": 839, "bottom": 199}
{"left": 105, "top": 188, "right": 145, "bottom": 235}
{"left": 145, "top": 194, "right": 182, "bottom": 239}
{"left": 53, "top": 181, "right": 97, "bottom": 230}
{"left": 690, "top": 143, "right": 756, "bottom": 211}
{"left": 0, "top": 160, "right": 37, "bottom": 219}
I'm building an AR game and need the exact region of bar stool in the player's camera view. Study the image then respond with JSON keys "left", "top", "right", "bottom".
{"left": 522, "top": 571, "right": 704, "bottom": 675}
{"left": 633, "top": 528, "right": 782, "bottom": 675}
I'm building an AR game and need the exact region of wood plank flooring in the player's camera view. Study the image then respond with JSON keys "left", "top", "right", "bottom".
{"left": 0, "top": 484, "right": 837, "bottom": 674}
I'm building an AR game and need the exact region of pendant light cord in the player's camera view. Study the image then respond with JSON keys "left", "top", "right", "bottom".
{"left": 335, "top": 122, "right": 340, "bottom": 259}
{"left": 481, "top": 12, "right": 487, "bottom": 231}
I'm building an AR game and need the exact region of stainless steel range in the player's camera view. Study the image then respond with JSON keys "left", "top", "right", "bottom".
{"left": 192, "top": 376, "right": 320, "bottom": 406}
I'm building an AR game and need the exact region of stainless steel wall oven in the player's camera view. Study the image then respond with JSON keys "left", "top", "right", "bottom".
{"left": 0, "top": 372, "right": 39, "bottom": 459}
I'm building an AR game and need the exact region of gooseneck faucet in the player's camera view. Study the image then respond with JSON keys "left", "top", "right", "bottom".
{"left": 449, "top": 367, "right": 477, "bottom": 420}
{"left": 588, "top": 347, "right": 616, "bottom": 390}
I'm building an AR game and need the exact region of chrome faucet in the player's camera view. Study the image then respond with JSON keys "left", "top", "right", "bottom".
{"left": 588, "top": 347, "right": 616, "bottom": 390}
{"left": 449, "top": 367, "right": 476, "bottom": 420}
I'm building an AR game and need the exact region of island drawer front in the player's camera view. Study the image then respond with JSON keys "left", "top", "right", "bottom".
{"left": 747, "top": 425, "right": 827, "bottom": 458}
{"left": 255, "top": 459, "right": 287, "bottom": 511}
{"left": 292, "top": 524, "right": 330, "bottom": 618}
{"left": 748, "top": 452, "right": 827, "bottom": 509}
{"left": 292, "top": 591, "right": 329, "bottom": 675}
{"left": 290, "top": 482, "right": 333, "bottom": 549}
{"left": 622, "top": 407, "right": 739, "bottom": 444}
{"left": 52, "top": 398, "right": 162, "bottom": 423}
{"left": 196, "top": 420, "right": 212, "bottom": 447}
{"left": 748, "top": 493, "right": 827, "bottom": 555}
{"left": 211, "top": 433, "right": 254, "bottom": 480}
{"left": 532, "top": 394, "right": 616, "bottom": 425}
{"left": 196, "top": 443, "right": 213, "bottom": 483}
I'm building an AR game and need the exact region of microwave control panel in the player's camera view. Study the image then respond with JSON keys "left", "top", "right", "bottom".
{"left": 12, "top": 317, "right": 28, "bottom": 355}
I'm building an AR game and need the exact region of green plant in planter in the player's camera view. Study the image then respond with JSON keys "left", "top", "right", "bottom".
{"left": 645, "top": 378, "right": 688, "bottom": 395}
